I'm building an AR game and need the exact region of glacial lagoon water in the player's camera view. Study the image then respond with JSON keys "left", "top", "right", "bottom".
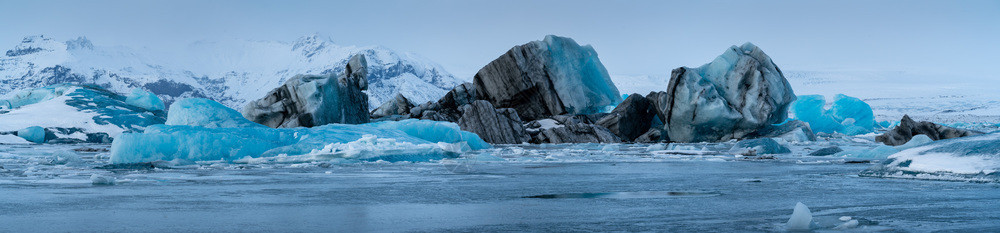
{"left": 1, "top": 143, "right": 999, "bottom": 232}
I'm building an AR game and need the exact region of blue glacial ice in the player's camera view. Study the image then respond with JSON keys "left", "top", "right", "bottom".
{"left": 110, "top": 98, "right": 490, "bottom": 163}
{"left": 861, "top": 133, "right": 1000, "bottom": 182}
{"left": 17, "top": 126, "right": 46, "bottom": 143}
{"left": 165, "top": 98, "right": 265, "bottom": 128}
{"left": 790, "top": 94, "right": 875, "bottom": 135}
{"left": 0, "top": 84, "right": 165, "bottom": 141}
{"left": 537, "top": 35, "right": 623, "bottom": 115}
{"left": 124, "top": 89, "right": 165, "bottom": 111}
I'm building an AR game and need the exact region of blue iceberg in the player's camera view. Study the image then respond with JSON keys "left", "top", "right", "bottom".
{"left": 110, "top": 98, "right": 490, "bottom": 163}
{"left": 17, "top": 126, "right": 46, "bottom": 143}
{"left": 539, "top": 35, "right": 623, "bottom": 115}
{"left": 124, "top": 89, "right": 165, "bottom": 111}
{"left": 165, "top": 98, "right": 265, "bottom": 128}
{"left": 790, "top": 94, "right": 875, "bottom": 135}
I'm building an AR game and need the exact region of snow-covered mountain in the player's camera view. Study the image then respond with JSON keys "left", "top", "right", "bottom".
{"left": 0, "top": 35, "right": 463, "bottom": 109}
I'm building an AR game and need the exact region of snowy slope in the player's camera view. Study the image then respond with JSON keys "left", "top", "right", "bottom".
{"left": 0, "top": 35, "right": 462, "bottom": 110}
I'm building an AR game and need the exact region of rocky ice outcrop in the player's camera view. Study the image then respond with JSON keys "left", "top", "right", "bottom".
{"left": 748, "top": 120, "right": 817, "bottom": 142}
{"left": 596, "top": 94, "right": 659, "bottom": 142}
{"left": 651, "top": 43, "right": 796, "bottom": 142}
{"left": 457, "top": 100, "right": 530, "bottom": 144}
{"left": 875, "top": 115, "right": 983, "bottom": 146}
{"left": 527, "top": 115, "right": 621, "bottom": 143}
{"left": 472, "top": 35, "right": 622, "bottom": 121}
{"left": 242, "top": 54, "right": 370, "bottom": 128}
{"left": 371, "top": 93, "right": 414, "bottom": 118}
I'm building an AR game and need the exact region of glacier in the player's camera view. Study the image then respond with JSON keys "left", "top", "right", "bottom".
{"left": 0, "top": 84, "right": 165, "bottom": 142}
{"left": 790, "top": 94, "right": 875, "bottom": 135}
{"left": 0, "top": 35, "right": 462, "bottom": 110}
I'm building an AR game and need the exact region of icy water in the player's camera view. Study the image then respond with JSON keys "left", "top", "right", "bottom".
{"left": 1, "top": 144, "right": 999, "bottom": 232}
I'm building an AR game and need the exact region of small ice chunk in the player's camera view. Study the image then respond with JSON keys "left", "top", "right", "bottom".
{"left": 834, "top": 219, "right": 859, "bottom": 229}
{"left": 786, "top": 202, "right": 812, "bottom": 231}
{"left": 90, "top": 174, "right": 116, "bottom": 185}
{"left": 646, "top": 143, "right": 667, "bottom": 151}
{"left": 839, "top": 216, "right": 852, "bottom": 221}
{"left": 51, "top": 150, "right": 82, "bottom": 165}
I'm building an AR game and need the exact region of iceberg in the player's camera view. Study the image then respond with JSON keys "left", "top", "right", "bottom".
{"left": 111, "top": 96, "right": 489, "bottom": 163}
{"left": 650, "top": 43, "right": 796, "bottom": 142}
{"left": 861, "top": 133, "right": 1000, "bottom": 182}
{"left": 242, "top": 54, "right": 370, "bottom": 128}
{"left": 17, "top": 126, "right": 46, "bottom": 143}
{"left": 0, "top": 84, "right": 165, "bottom": 142}
{"left": 165, "top": 98, "right": 265, "bottom": 128}
{"left": 473, "top": 35, "right": 622, "bottom": 121}
{"left": 786, "top": 202, "right": 813, "bottom": 231}
{"left": 110, "top": 120, "right": 490, "bottom": 164}
{"left": 790, "top": 94, "right": 875, "bottom": 135}
{"left": 124, "top": 89, "right": 165, "bottom": 111}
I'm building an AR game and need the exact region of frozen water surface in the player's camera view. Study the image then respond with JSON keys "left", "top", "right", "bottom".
{"left": 1, "top": 142, "right": 999, "bottom": 232}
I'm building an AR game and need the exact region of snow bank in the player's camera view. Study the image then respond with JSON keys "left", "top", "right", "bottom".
{"left": 861, "top": 133, "right": 1000, "bottom": 182}
{"left": 0, "top": 134, "right": 31, "bottom": 144}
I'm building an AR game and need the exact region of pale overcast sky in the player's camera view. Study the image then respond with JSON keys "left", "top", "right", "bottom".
{"left": 2, "top": 0, "right": 998, "bottom": 79}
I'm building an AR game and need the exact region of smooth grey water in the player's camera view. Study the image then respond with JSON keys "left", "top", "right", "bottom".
{"left": 1, "top": 144, "right": 999, "bottom": 232}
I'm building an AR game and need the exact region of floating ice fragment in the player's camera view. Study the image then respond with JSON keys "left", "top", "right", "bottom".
{"left": 786, "top": 202, "right": 813, "bottom": 231}
{"left": 834, "top": 220, "right": 859, "bottom": 230}
{"left": 90, "top": 174, "right": 116, "bottom": 185}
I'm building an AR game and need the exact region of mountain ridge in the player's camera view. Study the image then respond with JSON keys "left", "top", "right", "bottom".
{"left": 0, "top": 34, "right": 463, "bottom": 110}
